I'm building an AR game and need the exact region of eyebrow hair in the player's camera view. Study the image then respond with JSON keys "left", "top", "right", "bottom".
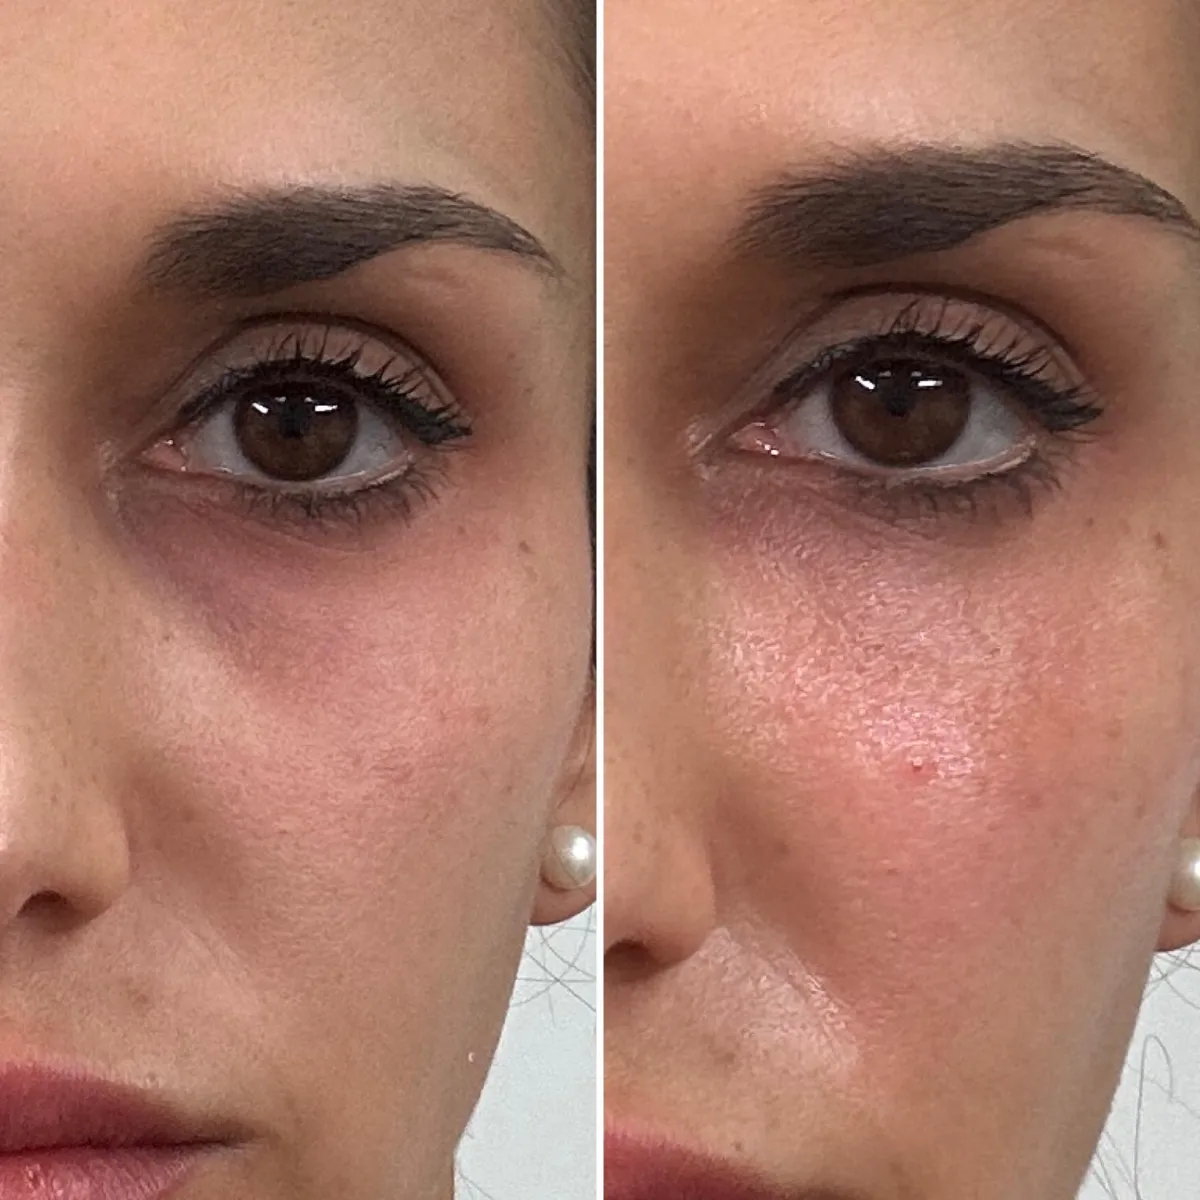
{"left": 734, "top": 143, "right": 1200, "bottom": 270}
{"left": 143, "top": 183, "right": 560, "bottom": 297}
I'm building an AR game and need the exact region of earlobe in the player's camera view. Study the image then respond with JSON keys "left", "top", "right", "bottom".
{"left": 540, "top": 825, "right": 598, "bottom": 892}
{"left": 531, "top": 823, "right": 597, "bottom": 926}
{"left": 1157, "top": 836, "right": 1200, "bottom": 951}
{"left": 1168, "top": 837, "right": 1200, "bottom": 912}
{"left": 531, "top": 693, "right": 596, "bottom": 927}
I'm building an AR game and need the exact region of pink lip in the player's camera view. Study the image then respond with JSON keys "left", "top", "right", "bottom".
{"left": 0, "top": 1062, "right": 239, "bottom": 1200}
{"left": 605, "top": 1129, "right": 864, "bottom": 1200}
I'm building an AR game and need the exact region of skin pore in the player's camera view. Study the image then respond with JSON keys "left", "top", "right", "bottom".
{"left": 605, "top": 2, "right": 1200, "bottom": 1198}
{"left": 0, "top": 2, "right": 592, "bottom": 1199}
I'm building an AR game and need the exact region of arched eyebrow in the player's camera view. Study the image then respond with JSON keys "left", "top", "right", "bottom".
{"left": 733, "top": 143, "right": 1200, "bottom": 269}
{"left": 143, "top": 183, "right": 561, "bottom": 298}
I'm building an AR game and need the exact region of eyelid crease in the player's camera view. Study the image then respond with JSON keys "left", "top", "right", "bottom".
{"left": 127, "top": 314, "right": 465, "bottom": 456}
{"left": 691, "top": 288, "right": 1097, "bottom": 461}
{"left": 772, "top": 300, "right": 1100, "bottom": 428}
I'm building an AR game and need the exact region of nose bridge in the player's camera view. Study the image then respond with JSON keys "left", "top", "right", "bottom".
{"left": 604, "top": 466, "right": 719, "bottom": 965}
{"left": 0, "top": 447, "right": 131, "bottom": 926}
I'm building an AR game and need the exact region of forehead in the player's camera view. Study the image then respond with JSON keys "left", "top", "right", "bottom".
{"left": 608, "top": 0, "right": 1200, "bottom": 216}
{"left": 0, "top": 0, "right": 579, "bottom": 254}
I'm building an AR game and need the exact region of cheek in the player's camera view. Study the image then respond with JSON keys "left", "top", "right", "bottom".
{"left": 114, "top": 488, "right": 589, "bottom": 1156}
{"left": 131, "top": 495, "right": 586, "bottom": 911}
{"left": 706, "top": 495, "right": 1200, "bottom": 1037}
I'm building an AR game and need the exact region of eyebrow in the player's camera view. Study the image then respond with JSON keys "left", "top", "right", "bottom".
{"left": 143, "top": 183, "right": 560, "bottom": 298}
{"left": 734, "top": 143, "right": 1200, "bottom": 270}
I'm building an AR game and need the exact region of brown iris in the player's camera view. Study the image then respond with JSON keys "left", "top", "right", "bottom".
{"left": 233, "top": 383, "right": 359, "bottom": 481}
{"left": 829, "top": 359, "right": 970, "bottom": 467}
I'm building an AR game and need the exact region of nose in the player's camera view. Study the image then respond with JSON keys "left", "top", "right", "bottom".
{"left": 0, "top": 699, "right": 132, "bottom": 927}
{"left": 0, "top": 466, "right": 131, "bottom": 930}
{"left": 603, "top": 466, "right": 718, "bottom": 973}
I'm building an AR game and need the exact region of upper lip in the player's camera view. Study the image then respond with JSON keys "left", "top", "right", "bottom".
{"left": 0, "top": 1062, "right": 235, "bottom": 1153}
{"left": 605, "top": 1129, "right": 864, "bottom": 1200}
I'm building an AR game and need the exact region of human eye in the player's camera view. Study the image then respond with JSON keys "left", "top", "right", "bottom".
{"left": 139, "top": 317, "right": 471, "bottom": 530}
{"left": 728, "top": 292, "right": 1104, "bottom": 521}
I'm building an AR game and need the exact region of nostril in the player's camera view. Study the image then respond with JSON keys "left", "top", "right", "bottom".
{"left": 604, "top": 939, "right": 667, "bottom": 985}
{"left": 16, "top": 889, "right": 79, "bottom": 930}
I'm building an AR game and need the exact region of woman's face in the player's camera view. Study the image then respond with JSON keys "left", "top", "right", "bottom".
{"left": 0, "top": 1, "right": 591, "bottom": 1197}
{"left": 605, "top": 2, "right": 1200, "bottom": 1198}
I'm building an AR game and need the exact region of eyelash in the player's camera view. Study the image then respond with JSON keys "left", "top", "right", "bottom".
{"left": 175, "top": 336, "right": 472, "bottom": 530}
{"left": 768, "top": 307, "right": 1104, "bottom": 522}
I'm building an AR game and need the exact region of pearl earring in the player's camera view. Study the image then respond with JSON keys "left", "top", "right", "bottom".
{"left": 540, "top": 825, "right": 597, "bottom": 891}
{"left": 1169, "top": 837, "right": 1200, "bottom": 913}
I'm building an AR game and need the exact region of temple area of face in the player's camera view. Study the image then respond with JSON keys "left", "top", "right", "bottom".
{"left": 732, "top": 142, "right": 1200, "bottom": 272}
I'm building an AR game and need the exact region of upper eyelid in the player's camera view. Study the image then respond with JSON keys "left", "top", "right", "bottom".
{"left": 835, "top": 282, "right": 1088, "bottom": 362}
{"left": 694, "top": 288, "right": 1088, "bottom": 452}
{"left": 782, "top": 287, "right": 1085, "bottom": 378}
{"left": 177, "top": 345, "right": 431, "bottom": 427}
{"left": 177, "top": 352, "right": 472, "bottom": 457}
{"left": 174, "top": 314, "right": 431, "bottom": 393}
{"left": 127, "top": 314, "right": 442, "bottom": 450}
{"left": 773, "top": 326, "right": 1074, "bottom": 400}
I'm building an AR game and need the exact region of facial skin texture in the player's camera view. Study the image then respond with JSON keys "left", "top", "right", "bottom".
{"left": 605, "top": 3, "right": 1200, "bottom": 1199}
{"left": 0, "top": 2, "right": 592, "bottom": 1199}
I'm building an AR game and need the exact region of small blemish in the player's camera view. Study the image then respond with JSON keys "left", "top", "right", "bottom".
{"left": 1153, "top": 530, "right": 1167, "bottom": 551}
{"left": 518, "top": 540, "right": 532, "bottom": 555}
{"left": 908, "top": 755, "right": 931, "bottom": 780}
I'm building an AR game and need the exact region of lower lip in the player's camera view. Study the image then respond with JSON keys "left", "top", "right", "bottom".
{"left": 605, "top": 1132, "right": 864, "bottom": 1200}
{"left": 0, "top": 1144, "right": 216, "bottom": 1200}
{"left": 606, "top": 1136, "right": 780, "bottom": 1200}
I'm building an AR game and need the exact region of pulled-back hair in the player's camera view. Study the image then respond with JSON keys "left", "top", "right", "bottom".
{"left": 546, "top": 0, "right": 596, "bottom": 116}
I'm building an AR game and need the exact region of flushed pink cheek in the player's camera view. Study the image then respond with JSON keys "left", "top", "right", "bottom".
{"left": 708, "top": 510, "right": 1198, "bottom": 1040}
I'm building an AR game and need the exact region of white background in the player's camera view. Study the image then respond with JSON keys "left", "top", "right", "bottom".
{"left": 457, "top": 910, "right": 597, "bottom": 1200}
{"left": 1082, "top": 948, "right": 1200, "bottom": 1199}
{"left": 457, "top": 922, "right": 1197, "bottom": 1199}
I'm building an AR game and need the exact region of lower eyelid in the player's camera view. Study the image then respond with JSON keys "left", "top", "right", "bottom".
{"left": 220, "top": 457, "right": 452, "bottom": 533}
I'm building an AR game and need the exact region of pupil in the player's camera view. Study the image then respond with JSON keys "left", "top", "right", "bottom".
{"left": 829, "top": 359, "right": 970, "bottom": 467}
{"left": 233, "top": 384, "right": 359, "bottom": 482}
